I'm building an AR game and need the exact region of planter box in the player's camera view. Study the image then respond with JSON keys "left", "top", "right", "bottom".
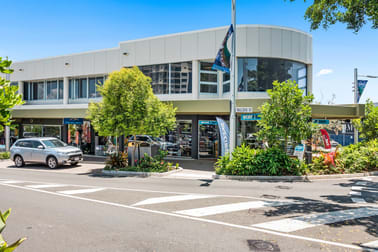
{"left": 102, "top": 167, "right": 183, "bottom": 177}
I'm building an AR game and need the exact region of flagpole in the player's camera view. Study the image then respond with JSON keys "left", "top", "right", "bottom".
{"left": 229, "top": 0, "right": 236, "bottom": 158}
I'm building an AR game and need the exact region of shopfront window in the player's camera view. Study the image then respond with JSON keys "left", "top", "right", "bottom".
{"left": 164, "top": 120, "right": 192, "bottom": 157}
{"left": 42, "top": 126, "right": 61, "bottom": 139}
{"left": 68, "top": 121, "right": 92, "bottom": 154}
{"left": 170, "top": 62, "right": 192, "bottom": 94}
{"left": 140, "top": 64, "right": 169, "bottom": 94}
{"left": 237, "top": 115, "right": 260, "bottom": 148}
{"left": 199, "top": 120, "right": 219, "bottom": 158}
{"left": 237, "top": 58, "right": 307, "bottom": 92}
{"left": 200, "top": 62, "right": 218, "bottom": 94}
{"left": 23, "top": 125, "right": 42, "bottom": 138}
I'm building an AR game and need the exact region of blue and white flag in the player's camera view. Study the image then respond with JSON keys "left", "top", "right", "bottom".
{"left": 212, "top": 25, "right": 234, "bottom": 73}
{"left": 357, "top": 80, "right": 368, "bottom": 103}
{"left": 216, "top": 117, "right": 230, "bottom": 156}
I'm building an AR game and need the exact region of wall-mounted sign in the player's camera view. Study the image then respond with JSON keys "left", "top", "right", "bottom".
{"left": 313, "top": 119, "right": 330, "bottom": 125}
{"left": 241, "top": 113, "right": 261, "bottom": 121}
{"left": 236, "top": 107, "right": 253, "bottom": 113}
{"left": 63, "top": 118, "right": 84, "bottom": 125}
{"left": 199, "top": 120, "right": 218, "bottom": 125}
{"left": 293, "top": 144, "right": 305, "bottom": 160}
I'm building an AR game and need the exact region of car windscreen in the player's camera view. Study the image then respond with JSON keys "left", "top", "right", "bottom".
{"left": 42, "top": 139, "right": 66, "bottom": 148}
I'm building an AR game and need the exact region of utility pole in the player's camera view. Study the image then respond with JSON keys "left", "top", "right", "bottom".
{"left": 353, "top": 68, "right": 358, "bottom": 144}
{"left": 229, "top": 0, "right": 237, "bottom": 157}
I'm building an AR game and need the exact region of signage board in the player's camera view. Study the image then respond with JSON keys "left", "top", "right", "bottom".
{"left": 313, "top": 119, "right": 330, "bottom": 125}
{"left": 236, "top": 107, "right": 253, "bottom": 113}
{"left": 293, "top": 144, "right": 305, "bottom": 160}
{"left": 63, "top": 118, "right": 83, "bottom": 125}
{"left": 241, "top": 113, "right": 261, "bottom": 121}
{"left": 199, "top": 120, "right": 218, "bottom": 125}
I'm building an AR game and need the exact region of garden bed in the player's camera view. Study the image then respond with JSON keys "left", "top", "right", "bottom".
{"left": 102, "top": 167, "right": 182, "bottom": 177}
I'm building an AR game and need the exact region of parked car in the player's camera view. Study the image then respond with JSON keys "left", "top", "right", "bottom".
{"left": 10, "top": 137, "right": 83, "bottom": 169}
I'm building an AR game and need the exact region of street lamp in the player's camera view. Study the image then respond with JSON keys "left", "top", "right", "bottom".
{"left": 353, "top": 68, "right": 377, "bottom": 144}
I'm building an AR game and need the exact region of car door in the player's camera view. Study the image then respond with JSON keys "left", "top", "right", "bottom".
{"left": 30, "top": 140, "right": 46, "bottom": 162}
{"left": 19, "top": 140, "right": 33, "bottom": 161}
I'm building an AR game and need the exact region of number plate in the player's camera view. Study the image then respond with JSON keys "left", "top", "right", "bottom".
{"left": 74, "top": 157, "right": 79, "bottom": 161}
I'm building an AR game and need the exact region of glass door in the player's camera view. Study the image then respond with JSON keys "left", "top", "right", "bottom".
{"left": 198, "top": 120, "right": 219, "bottom": 159}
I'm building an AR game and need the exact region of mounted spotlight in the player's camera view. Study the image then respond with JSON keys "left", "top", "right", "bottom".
{"left": 123, "top": 52, "right": 129, "bottom": 56}
{"left": 19, "top": 69, "right": 24, "bottom": 71}
{"left": 65, "top": 62, "right": 70, "bottom": 66}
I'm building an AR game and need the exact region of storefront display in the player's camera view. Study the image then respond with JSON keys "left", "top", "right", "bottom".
{"left": 198, "top": 120, "right": 219, "bottom": 159}
{"left": 164, "top": 120, "right": 192, "bottom": 157}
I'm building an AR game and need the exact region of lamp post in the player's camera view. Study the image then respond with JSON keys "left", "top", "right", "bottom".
{"left": 353, "top": 68, "right": 378, "bottom": 144}
{"left": 229, "top": 0, "right": 237, "bottom": 158}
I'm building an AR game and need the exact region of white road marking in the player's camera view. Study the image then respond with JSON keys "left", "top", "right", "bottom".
{"left": 356, "top": 181, "right": 367, "bottom": 186}
{"left": 351, "top": 198, "right": 367, "bottom": 203}
{"left": 351, "top": 186, "right": 363, "bottom": 191}
{"left": 57, "top": 188, "right": 105, "bottom": 195}
{"left": 349, "top": 191, "right": 362, "bottom": 196}
{"left": 253, "top": 207, "right": 378, "bottom": 232}
{"left": 133, "top": 194, "right": 217, "bottom": 206}
{"left": 26, "top": 184, "right": 66, "bottom": 189}
{"left": 175, "top": 200, "right": 294, "bottom": 217}
{"left": 0, "top": 182, "right": 362, "bottom": 250}
{"left": 362, "top": 177, "right": 373, "bottom": 181}
{"left": 1, "top": 180, "right": 23, "bottom": 184}
{"left": 361, "top": 240, "right": 378, "bottom": 249}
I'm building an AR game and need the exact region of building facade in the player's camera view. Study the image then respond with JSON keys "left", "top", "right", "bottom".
{"left": 3, "top": 25, "right": 315, "bottom": 158}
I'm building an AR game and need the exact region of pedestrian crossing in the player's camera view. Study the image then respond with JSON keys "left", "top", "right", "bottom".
{"left": 1, "top": 178, "right": 377, "bottom": 250}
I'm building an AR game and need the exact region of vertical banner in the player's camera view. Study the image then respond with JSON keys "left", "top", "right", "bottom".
{"left": 357, "top": 80, "right": 368, "bottom": 103}
{"left": 320, "top": 129, "right": 331, "bottom": 149}
{"left": 216, "top": 117, "right": 230, "bottom": 156}
{"left": 212, "top": 25, "right": 234, "bottom": 73}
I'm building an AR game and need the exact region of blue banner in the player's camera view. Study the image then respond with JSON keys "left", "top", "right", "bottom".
{"left": 216, "top": 117, "right": 230, "bottom": 156}
{"left": 212, "top": 25, "right": 234, "bottom": 73}
{"left": 357, "top": 80, "right": 368, "bottom": 103}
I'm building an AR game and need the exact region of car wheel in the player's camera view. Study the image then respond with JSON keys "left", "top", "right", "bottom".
{"left": 14, "top": 155, "right": 24, "bottom": 167}
{"left": 71, "top": 162, "right": 79, "bottom": 166}
{"left": 47, "top": 156, "right": 58, "bottom": 169}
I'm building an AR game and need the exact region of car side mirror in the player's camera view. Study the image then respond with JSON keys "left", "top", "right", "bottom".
{"left": 38, "top": 145, "right": 44, "bottom": 149}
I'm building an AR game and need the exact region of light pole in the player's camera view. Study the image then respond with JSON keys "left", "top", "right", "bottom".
{"left": 353, "top": 68, "right": 378, "bottom": 144}
{"left": 229, "top": 0, "right": 237, "bottom": 157}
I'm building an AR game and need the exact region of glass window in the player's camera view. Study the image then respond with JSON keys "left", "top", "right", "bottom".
{"left": 140, "top": 64, "right": 169, "bottom": 94}
{"left": 75, "top": 78, "right": 87, "bottom": 99}
{"left": 69, "top": 79, "right": 74, "bottom": 99}
{"left": 32, "top": 82, "right": 44, "bottom": 100}
{"left": 23, "top": 125, "right": 42, "bottom": 138}
{"left": 46, "top": 80, "right": 58, "bottom": 99}
{"left": 89, "top": 78, "right": 96, "bottom": 98}
{"left": 58, "top": 80, "right": 63, "bottom": 99}
{"left": 223, "top": 73, "right": 230, "bottom": 93}
{"left": 43, "top": 126, "right": 61, "bottom": 139}
{"left": 95, "top": 77, "right": 104, "bottom": 97}
{"left": 170, "top": 62, "right": 192, "bottom": 94}
{"left": 237, "top": 58, "right": 307, "bottom": 92}
{"left": 163, "top": 120, "right": 192, "bottom": 157}
{"left": 200, "top": 62, "right": 218, "bottom": 94}
{"left": 23, "top": 82, "right": 29, "bottom": 100}
{"left": 42, "top": 139, "right": 66, "bottom": 148}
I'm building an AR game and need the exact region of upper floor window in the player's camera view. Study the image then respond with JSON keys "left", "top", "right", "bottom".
{"left": 200, "top": 62, "right": 218, "bottom": 94}
{"left": 140, "top": 64, "right": 169, "bottom": 95}
{"left": 223, "top": 72, "right": 230, "bottom": 93}
{"left": 238, "top": 58, "right": 307, "bottom": 93}
{"left": 70, "top": 76, "right": 104, "bottom": 99}
{"left": 32, "top": 81, "right": 44, "bottom": 100}
{"left": 171, "top": 62, "right": 192, "bottom": 94}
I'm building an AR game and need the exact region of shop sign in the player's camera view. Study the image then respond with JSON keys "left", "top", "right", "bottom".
{"left": 199, "top": 120, "right": 218, "bottom": 125}
{"left": 313, "top": 119, "right": 329, "bottom": 125}
{"left": 293, "top": 144, "right": 305, "bottom": 160}
{"left": 63, "top": 118, "right": 83, "bottom": 125}
{"left": 236, "top": 107, "right": 253, "bottom": 113}
{"left": 241, "top": 113, "right": 261, "bottom": 121}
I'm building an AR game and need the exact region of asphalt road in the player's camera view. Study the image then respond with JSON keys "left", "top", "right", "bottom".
{"left": 0, "top": 161, "right": 377, "bottom": 252}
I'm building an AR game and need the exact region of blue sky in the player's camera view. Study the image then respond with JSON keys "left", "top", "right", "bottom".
{"left": 2, "top": 0, "right": 377, "bottom": 104}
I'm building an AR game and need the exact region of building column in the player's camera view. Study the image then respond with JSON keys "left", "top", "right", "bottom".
{"left": 63, "top": 77, "right": 69, "bottom": 105}
{"left": 218, "top": 71, "right": 223, "bottom": 97}
{"left": 191, "top": 115, "right": 199, "bottom": 159}
{"left": 192, "top": 60, "right": 199, "bottom": 100}
{"left": 18, "top": 81, "right": 24, "bottom": 98}
{"left": 307, "top": 64, "right": 313, "bottom": 95}
{"left": 5, "top": 126, "right": 10, "bottom": 151}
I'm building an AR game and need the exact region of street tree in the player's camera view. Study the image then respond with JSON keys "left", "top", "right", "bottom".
{"left": 0, "top": 57, "right": 24, "bottom": 132}
{"left": 256, "top": 80, "right": 314, "bottom": 152}
{"left": 289, "top": 0, "right": 377, "bottom": 32}
{"left": 353, "top": 99, "right": 378, "bottom": 141}
{"left": 87, "top": 67, "right": 176, "bottom": 163}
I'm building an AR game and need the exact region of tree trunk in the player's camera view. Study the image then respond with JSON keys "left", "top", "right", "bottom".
{"left": 132, "top": 134, "right": 137, "bottom": 166}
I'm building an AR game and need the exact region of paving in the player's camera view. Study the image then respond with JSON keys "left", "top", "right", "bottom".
{"left": 0, "top": 160, "right": 377, "bottom": 251}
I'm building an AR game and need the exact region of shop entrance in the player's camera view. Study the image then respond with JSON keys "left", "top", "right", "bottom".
{"left": 198, "top": 120, "right": 219, "bottom": 159}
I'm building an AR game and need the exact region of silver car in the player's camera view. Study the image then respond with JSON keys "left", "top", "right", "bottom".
{"left": 10, "top": 137, "right": 83, "bottom": 169}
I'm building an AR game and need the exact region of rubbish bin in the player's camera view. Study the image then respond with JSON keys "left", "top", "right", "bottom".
{"left": 127, "top": 141, "right": 160, "bottom": 165}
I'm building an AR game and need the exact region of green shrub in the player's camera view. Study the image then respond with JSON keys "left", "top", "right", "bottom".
{"left": 105, "top": 151, "right": 128, "bottom": 170}
{"left": 215, "top": 145, "right": 302, "bottom": 176}
{"left": 0, "top": 208, "right": 26, "bottom": 251}
{"left": 0, "top": 152, "right": 10, "bottom": 160}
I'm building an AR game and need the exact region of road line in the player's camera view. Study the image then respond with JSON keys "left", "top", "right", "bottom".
{"left": 252, "top": 207, "right": 378, "bottom": 233}
{"left": 26, "top": 184, "right": 66, "bottom": 189}
{"left": 133, "top": 194, "right": 217, "bottom": 206}
{"left": 351, "top": 198, "right": 367, "bottom": 203}
{"left": 356, "top": 181, "right": 367, "bottom": 186}
{"left": 361, "top": 240, "right": 378, "bottom": 249}
{"left": 362, "top": 177, "right": 373, "bottom": 181}
{"left": 175, "top": 200, "right": 294, "bottom": 217}
{"left": 349, "top": 191, "right": 362, "bottom": 196}
{"left": 57, "top": 188, "right": 105, "bottom": 195}
{"left": 0, "top": 182, "right": 362, "bottom": 250}
{"left": 1, "top": 180, "right": 23, "bottom": 184}
{"left": 351, "top": 186, "right": 363, "bottom": 191}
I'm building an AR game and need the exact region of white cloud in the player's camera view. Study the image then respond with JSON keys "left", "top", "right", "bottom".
{"left": 316, "top": 69, "right": 334, "bottom": 76}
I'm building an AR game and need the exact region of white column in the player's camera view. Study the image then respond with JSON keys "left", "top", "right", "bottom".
{"left": 218, "top": 71, "right": 223, "bottom": 97}
{"left": 5, "top": 126, "right": 10, "bottom": 151}
{"left": 306, "top": 64, "right": 313, "bottom": 95}
{"left": 63, "top": 77, "right": 69, "bottom": 105}
{"left": 192, "top": 60, "right": 199, "bottom": 100}
{"left": 18, "top": 81, "right": 24, "bottom": 98}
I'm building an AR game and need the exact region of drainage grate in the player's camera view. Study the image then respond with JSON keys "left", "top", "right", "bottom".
{"left": 247, "top": 240, "right": 280, "bottom": 251}
{"left": 275, "top": 185, "right": 292, "bottom": 190}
